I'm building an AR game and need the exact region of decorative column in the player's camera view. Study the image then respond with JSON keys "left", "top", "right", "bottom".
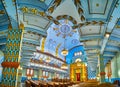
{"left": 55, "top": 43, "right": 61, "bottom": 57}
{"left": 99, "top": 54, "right": 105, "bottom": 83}
{"left": 1, "top": 23, "right": 24, "bottom": 87}
{"left": 41, "top": 38, "right": 46, "bottom": 52}
{"left": 38, "top": 69, "right": 42, "bottom": 80}
{"left": 107, "top": 62, "right": 112, "bottom": 82}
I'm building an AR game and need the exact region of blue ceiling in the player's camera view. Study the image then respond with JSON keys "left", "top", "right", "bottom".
{"left": 43, "top": 19, "right": 80, "bottom": 59}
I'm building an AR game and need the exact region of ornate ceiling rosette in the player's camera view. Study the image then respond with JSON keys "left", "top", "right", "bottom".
{"left": 51, "top": 15, "right": 78, "bottom": 38}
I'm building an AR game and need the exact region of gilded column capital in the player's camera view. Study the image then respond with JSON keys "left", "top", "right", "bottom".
{"left": 1, "top": 62, "right": 19, "bottom": 68}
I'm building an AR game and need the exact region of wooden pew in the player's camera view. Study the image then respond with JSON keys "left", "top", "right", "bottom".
{"left": 98, "top": 83, "right": 117, "bottom": 87}
{"left": 29, "top": 80, "right": 40, "bottom": 87}
{"left": 39, "top": 81, "right": 48, "bottom": 87}
{"left": 25, "top": 80, "right": 31, "bottom": 87}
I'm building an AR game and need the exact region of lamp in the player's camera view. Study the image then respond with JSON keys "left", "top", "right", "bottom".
{"left": 61, "top": 48, "right": 68, "bottom": 56}
{"left": 46, "top": 56, "right": 51, "bottom": 63}
{"left": 61, "top": 56, "right": 68, "bottom": 69}
{"left": 61, "top": 63, "right": 68, "bottom": 69}
{"left": 105, "top": 33, "right": 110, "bottom": 38}
{"left": 61, "top": 38, "right": 68, "bottom": 56}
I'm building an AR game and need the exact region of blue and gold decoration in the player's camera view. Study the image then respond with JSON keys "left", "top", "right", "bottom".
{"left": 0, "top": 24, "right": 24, "bottom": 87}
{"left": 99, "top": 54, "right": 105, "bottom": 83}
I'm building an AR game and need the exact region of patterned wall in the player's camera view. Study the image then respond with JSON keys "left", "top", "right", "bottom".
{"left": 87, "top": 64, "right": 96, "bottom": 79}
{"left": 0, "top": 28, "right": 23, "bottom": 87}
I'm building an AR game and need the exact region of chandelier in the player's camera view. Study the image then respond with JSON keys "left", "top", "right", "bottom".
{"left": 61, "top": 56, "right": 68, "bottom": 69}
{"left": 61, "top": 38, "right": 68, "bottom": 56}
{"left": 46, "top": 57, "right": 51, "bottom": 63}
{"left": 61, "top": 63, "right": 68, "bottom": 69}
{"left": 61, "top": 48, "right": 68, "bottom": 56}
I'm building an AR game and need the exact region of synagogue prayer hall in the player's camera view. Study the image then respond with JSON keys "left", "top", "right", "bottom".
{"left": 0, "top": 0, "right": 120, "bottom": 87}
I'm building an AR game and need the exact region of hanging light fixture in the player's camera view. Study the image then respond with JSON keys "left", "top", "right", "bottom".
{"left": 61, "top": 56, "right": 68, "bottom": 69}
{"left": 61, "top": 63, "right": 68, "bottom": 69}
{"left": 46, "top": 56, "right": 51, "bottom": 63}
{"left": 61, "top": 48, "right": 68, "bottom": 56}
{"left": 61, "top": 38, "right": 68, "bottom": 56}
{"left": 45, "top": 40, "right": 51, "bottom": 63}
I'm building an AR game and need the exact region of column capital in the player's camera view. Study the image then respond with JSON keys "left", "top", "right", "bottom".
{"left": 100, "top": 72, "right": 106, "bottom": 76}
{"left": 19, "top": 22, "right": 24, "bottom": 30}
{"left": 1, "top": 62, "right": 19, "bottom": 68}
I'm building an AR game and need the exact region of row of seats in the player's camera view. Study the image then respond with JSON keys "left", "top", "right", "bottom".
{"left": 78, "top": 79, "right": 118, "bottom": 87}
{"left": 25, "top": 79, "right": 119, "bottom": 87}
{"left": 51, "top": 78, "right": 71, "bottom": 82}
{"left": 25, "top": 80, "right": 80, "bottom": 87}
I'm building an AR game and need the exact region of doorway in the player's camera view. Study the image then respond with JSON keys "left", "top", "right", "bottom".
{"left": 76, "top": 73, "right": 80, "bottom": 81}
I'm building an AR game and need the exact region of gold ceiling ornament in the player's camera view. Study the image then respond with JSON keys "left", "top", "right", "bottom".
{"left": 99, "top": 21, "right": 105, "bottom": 25}
{"left": 78, "top": 23, "right": 84, "bottom": 27}
{"left": 46, "top": 57, "right": 51, "bottom": 63}
{"left": 74, "top": 0, "right": 85, "bottom": 21}
{"left": 72, "top": 25, "right": 79, "bottom": 29}
{"left": 72, "top": 20, "right": 77, "bottom": 24}
{"left": 54, "top": 0, "right": 62, "bottom": 7}
{"left": 53, "top": 28, "right": 59, "bottom": 30}
{"left": 68, "top": 16, "right": 73, "bottom": 21}
{"left": 21, "top": 7, "right": 28, "bottom": 13}
{"left": 63, "top": 35, "right": 66, "bottom": 38}
{"left": 72, "top": 29, "right": 77, "bottom": 33}
{"left": 72, "top": 21, "right": 105, "bottom": 28}
{"left": 0, "top": 10, "right": 5, "bottom": 14}
{"left": 92, "top": 21, "right": 97, "bottom": 25}
{"left": 56, "top": 32, "right": 61, "bottom": 37}
{"left": 48, "top": 6, "right": 55, "bottom": 13}
{"left": 81, "top": 15, "right": 85, "bottom": 21}
{"left": 39, "top": 11, "right": 46, "bottom": 17}
{"left": 78, "top": 7, "right": 83, "bottom": 14}
{"left": 19, "top": 22, "right": 24, "bottom": 30}
{"left": 56, "top": 15, "right": 77, "bottom": 25}
{"left": 85, "top": 22, "right": 91, "bottom": 25}
{"left": 8, "top": 24, "right": 12, "bottom": 30}
{"left": 46, "top": 15, "right": 53, "bottom": 20}
{"left": 12, "top": 0, "right": 16, "bottom": 2}
{"left": 115, "top": 25, "right": 120, "bottom": 28}
{"left": 74, "top": 0, "right": 81, "bottom": 7}
{"left": 53, "top": 20, "right": 60, "bottom": 25}
{"left": 56, "top": 16, "right": 62, "bottom": 20}
{"left": 40, "top": 0, "right": 45, "bottom": 2}
{"left": 47, "top": 0, "right": 62, "bottom": 14}
{"left": 31, "top": 8, "right": 38, "bottom": 14}
{"left": 55, "top": 43, "right": 61, "bottom": 57}
{"left": 63, "top": 15, "right": 68, "bottom": 19}
{"left": 96, "top": 3, "right": 99, "bottom": 7}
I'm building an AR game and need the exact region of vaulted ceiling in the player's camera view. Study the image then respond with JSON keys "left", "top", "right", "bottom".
{"left": 0, "top": 0, "right": 120, "bottom": 71}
